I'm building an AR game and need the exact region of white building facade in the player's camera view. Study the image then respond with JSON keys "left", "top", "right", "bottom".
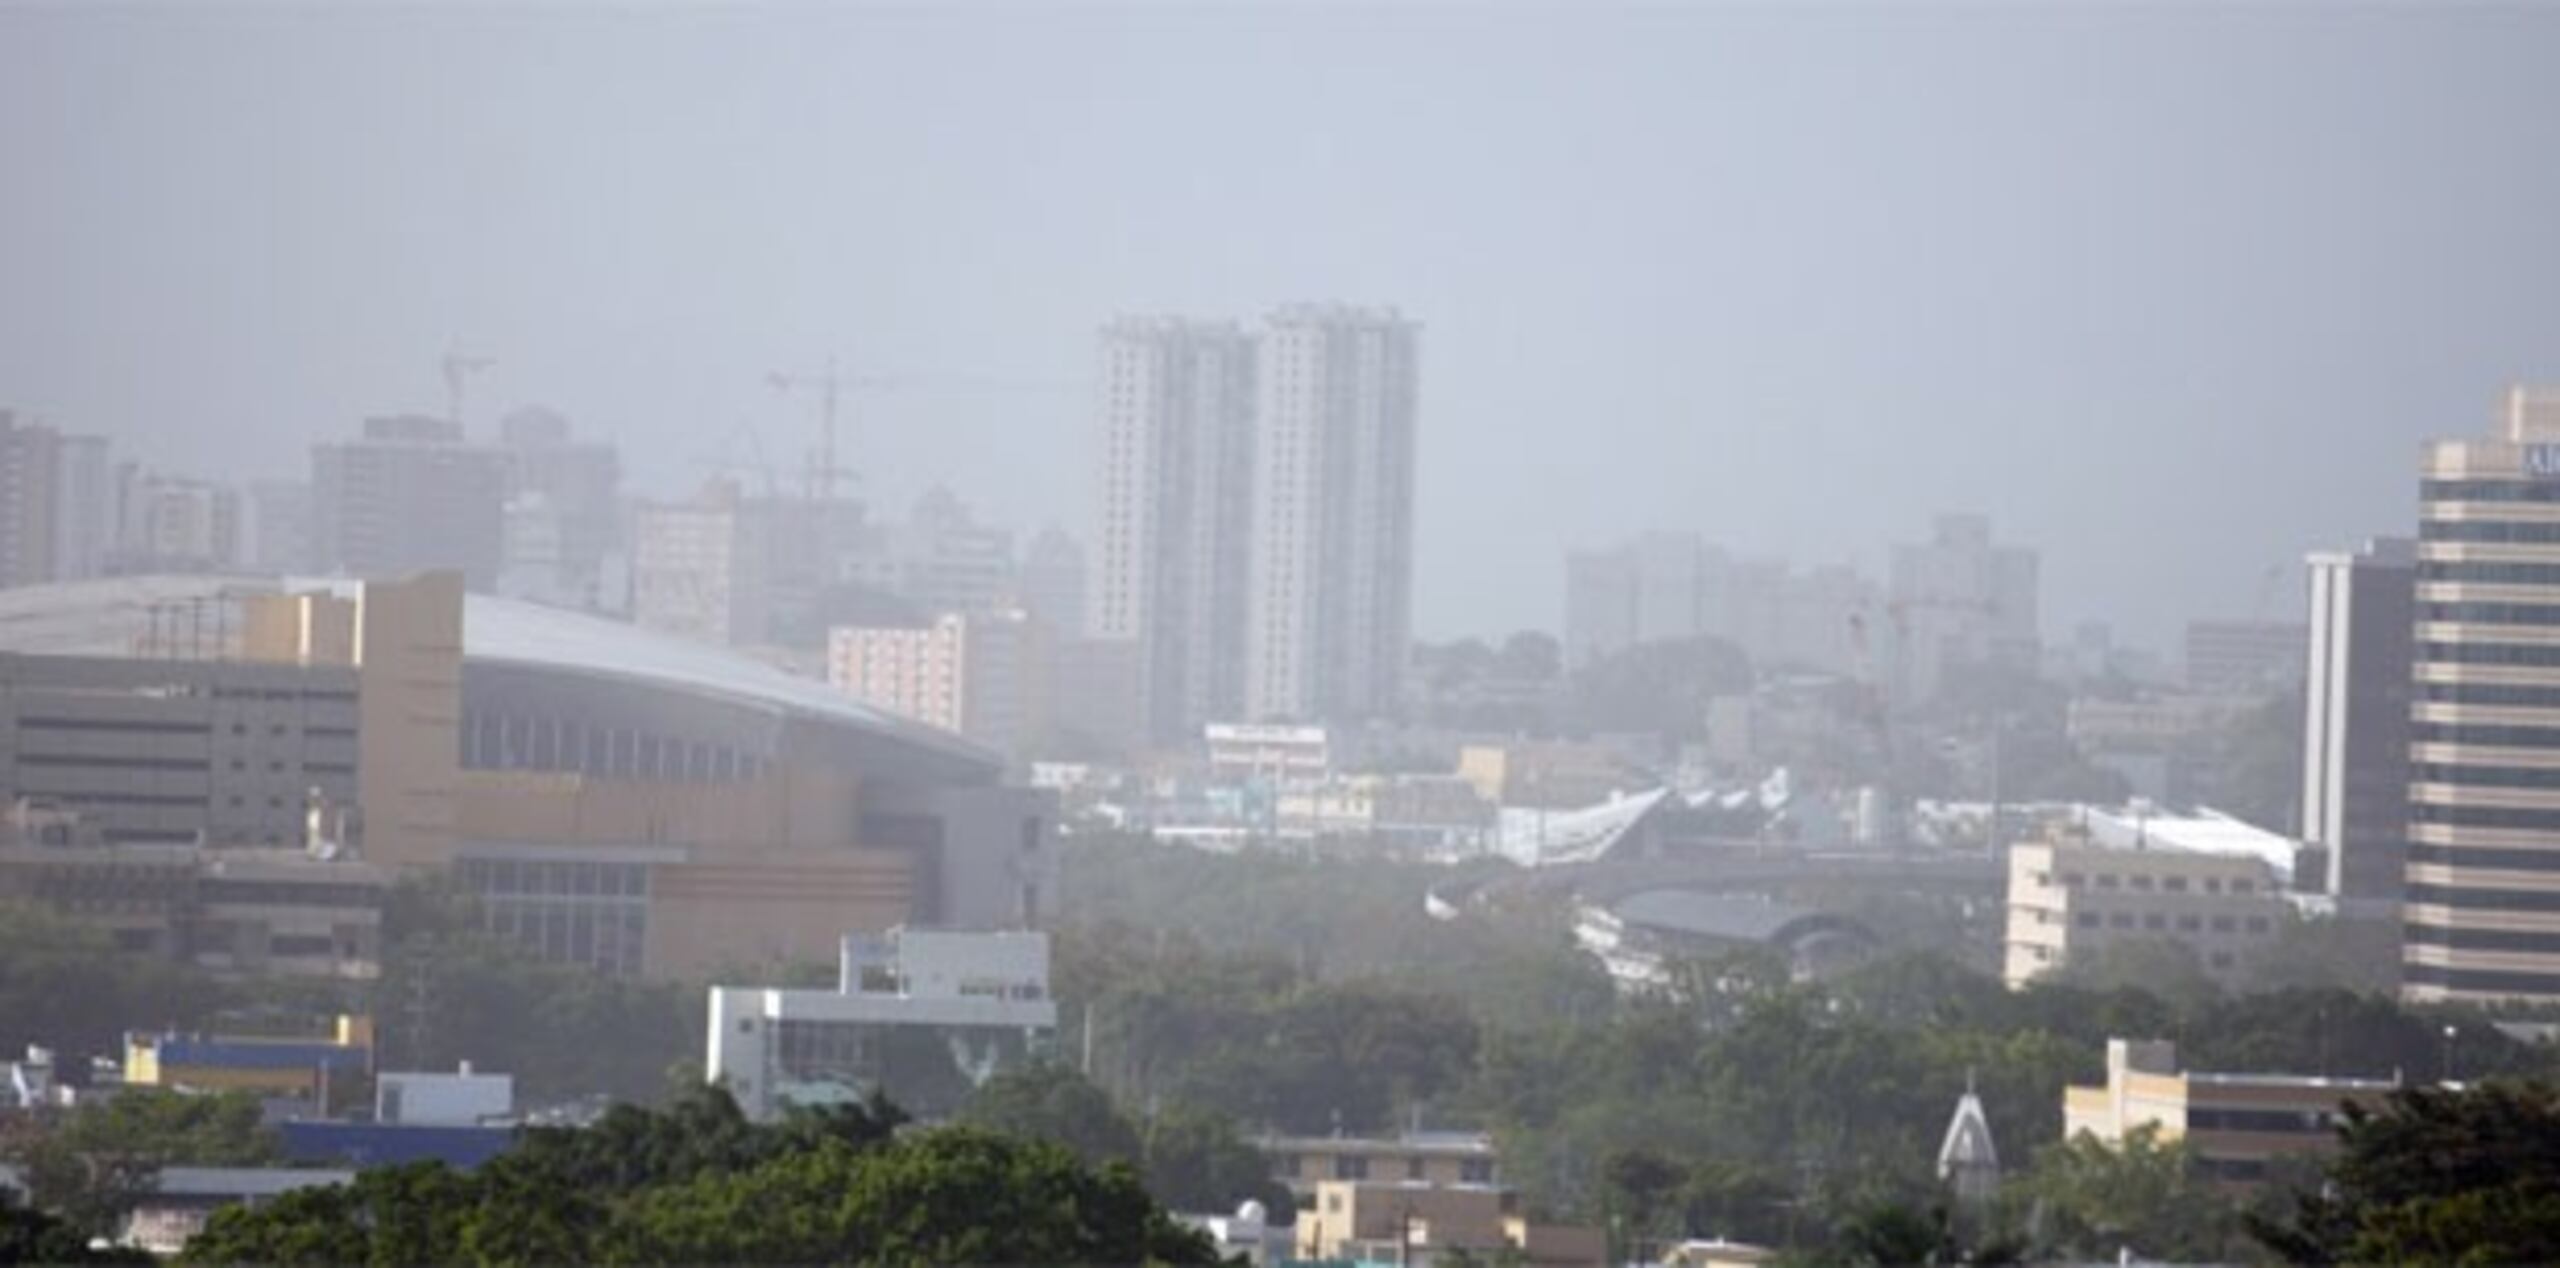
{"left": 1244, "top": 304, "right": 1420, "bottom": 724}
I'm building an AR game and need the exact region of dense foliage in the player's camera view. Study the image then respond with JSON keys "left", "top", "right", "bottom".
{"left": 0, "top": 1090, "right": 278, "bottom": 1239}
{"left": 2253, "top": 1080, "right": 2560, "bottom": 1265}
{"left": 178, "top": 1084, "right": 1216, "bottom": 1266}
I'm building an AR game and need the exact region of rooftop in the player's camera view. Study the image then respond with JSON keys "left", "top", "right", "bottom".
{"left": 0, "top": 573, "right": 996, "bottom": 775}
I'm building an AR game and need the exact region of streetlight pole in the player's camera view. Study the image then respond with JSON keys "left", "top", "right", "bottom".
{"left": 2442, "top": 1023, "right": 2459, "bottom": 1085}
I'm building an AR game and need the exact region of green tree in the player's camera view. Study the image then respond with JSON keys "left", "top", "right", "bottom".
{"left": 0, "top": 1189, "right": 152, "bottom": 1266}
{"left": 600, "top": 1129, "right": 1217, "bottom": 1266}
{"left": 1140, "top": 1102, "right": 1292, "bottom": 1217}
{"left": 4, "top": 1090, "right": 279, "bottom": 1239}
{"left": 956, "top": 1061, "right": 1143, "bottom": 1166}
{"left": 2253, "top": 1081, "right": 2560, "bottom": 1265}
{"left": 2012, "top": 1125, "right": 2236, "bottom": 1262}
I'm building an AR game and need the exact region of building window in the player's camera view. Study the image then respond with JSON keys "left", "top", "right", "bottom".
{"left": 1335, "top": 1156, "right": 1369, "bottom": 1181}
{"left": 1406, "top": 1158, "right": 1425, "bottom": 1181}
{"left": 2076, "top": 913, "right": 2099, "bottom": 929}
{"left": 1460, "top": 1159, "right": 1494, "bottom": 1184}
{"left": 2246, "top": 916, "right": 2271, "bottom": 935}
{"left": 2109, "top": 913, "right": 2133, "bottom": 929}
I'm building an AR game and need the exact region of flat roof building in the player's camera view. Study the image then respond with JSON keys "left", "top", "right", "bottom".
{"left": 2004, "top": 809, "right": 2291, "bottom": 988}
{"left": 2406, "top": 388, "right": 2560, "bottom": 1003}
{"left": 2064, "top": 1037, "right": 2397, "bottom": 1185}
{"left": 707, "top": 927, "right": 1056, "bottom": 1121}
{"left": 0, "top": 572, "right": 1056, "bottom": 980}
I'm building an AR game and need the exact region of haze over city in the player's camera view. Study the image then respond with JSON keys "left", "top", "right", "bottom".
{"left": 9, "top": 4, "right": 2560, "bottom": 645}
{"left": 17, "top": 5, "right": 2560, "bottom": 1265}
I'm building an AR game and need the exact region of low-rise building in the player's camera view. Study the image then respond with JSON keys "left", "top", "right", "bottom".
{"left": 1206, "top": 723, "right": 1332, "bottom": 783}
{"left": 377, "top": 1062, "right": 512, "bottom": 1125}
{"left": 1260, "top": 1131, "right": 1500, "bottom": 1200}
{"left": 706, "top": 927, "right": 1055, "bottom": 1121}
{"left": 1292, "top": 1179, "right": 1604, "bottom": 1268}
{"left": 2064, "top": 1037, "right": 2399, "bottom": 1184}
{"left": 123, "top": 1014, "right": 373, "bottom": 1109}
{"left": 2003, "top": 808, "right": 2293, "bottom": 988}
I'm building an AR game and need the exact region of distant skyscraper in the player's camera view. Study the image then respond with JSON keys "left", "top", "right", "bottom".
{"left": 1887, "top": 512, "right": 2040, "bottom": 701}
{"left": 1016, "top": 527, "right": 1087, "bottom": 636}
{"left": 632, "top": 483, "right": 766, "bottom": 647}
{"left": 1561, "top": 532, "right": 1873, "bottom": 677}
{"left": 894, "top": 488, "right": 1016, "bottom": 617}
{"left": 1092, "top": 317, "right": 1257, "bottom": 743}
{"left": 2406, "top": 387, "right": 2560, "bottom": 1004}
{"left": 2302, "top": 537, "right": 2414, "bottom": 908}
{"left": 0, "top": 412, "right": 64, "bottom": 590}
{"left": 110, "top": 471, "right": 241, "bottom": 574}
{"left": 497, "top": 406, "right": 623, "bottom": 599}
{"left": 1244, "top": 304, "right": 1420, "bottom": 723}
{"left": 2184, "top": 620, "right": 2310, "bottom": 695}
{"left": 246, "top": 481, "right": 314, "bottom": 574}
{"left": 310, "top": 415, "right": 507, "bottom": 588}
{"left": 51, "top": 435, "right": 113, "bottom": 583}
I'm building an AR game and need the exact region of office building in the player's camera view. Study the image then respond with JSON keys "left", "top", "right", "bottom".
{"left": 2406, "top": 387, "right": 2560, "bottom": 1003}
{"left": 2184, "top": 620, "right": 2310, "bottom": 696}
{"left": 1562, "top": 534, "right": 1874, "bottom": 677}
{"left": 0, "top": 413, "right": 64, "bottom": 589}
{"left": 2002, "top": 809, "right": 2290, "bottom": 988}
{"left": 1291, "top": 1180, "right": 1603, "bottom": 1267}
{"left": 0, "top": 571, "right": 1057, "bottom": 981}
{"left": 1016, "top": 528, "right": 1087, "bottom": 635}
{"left": 706, "top": 928, "right": 1056, "bottom": 1121}
{"left": 1261, "top": 1132, "right": 1500, "bottom": 1201}
{"left": 828, "top": 608, "right": 1047, "bottom": 760}
{"left": 1887, "top": 512, "right": 2040, "bottom": 701}
{"left": 2064, "top": 1038, "right": 2397, "bottom": 1185}
{"left": 891, "top": 488, "right": 1017, "bottom": 617}
{"left": 2302, "top": 538, "right": 2416, "bottom": 906}
{"left": 1245, "top": 304, "right": 1421, "bottom": 724}
{"left": 245, "top": 481, "right": 313, "bottom": 575}
{"left": 497, "top": 406, "right": 622, "bottom": 587}
{"left": 1092, "top": 317, "right": 1257, "bottom": 744}
{"left": 51, "top": 435, "right": 114, "bottom": 583}
{"left": 110, "top": 472, "right": 242, "bottom": 575}
{"left": 310, "top": 416, "right": 508, "bottom": 588}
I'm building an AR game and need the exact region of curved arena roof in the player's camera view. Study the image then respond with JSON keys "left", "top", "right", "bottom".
{"left": 0, "top": 573, "right": 997, "bottom": 775}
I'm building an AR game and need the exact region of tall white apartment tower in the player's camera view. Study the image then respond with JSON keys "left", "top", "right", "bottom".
{"left": 1245, "top": 304, "right": 1421, "bottom": 723}
{"left": 1091, "top": 318, "right": 1257, "bottom": 745}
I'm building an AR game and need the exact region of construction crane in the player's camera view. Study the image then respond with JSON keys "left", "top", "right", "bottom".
{"left": 441, "top": 349, "right": 495, "bottom": 430}
{"left": 690, "top": 418, "right": 783, "bottom": 500}
{"left": 766, "top": 361, "right": 1081, "bottom": 504}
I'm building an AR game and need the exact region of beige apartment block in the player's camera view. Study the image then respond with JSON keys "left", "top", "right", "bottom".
{"left": 2063, "top": 1038, "right": 2397, "bottom": 1185}
{"left": 2004, "top": 831, "right": 2285, "bottom": 988}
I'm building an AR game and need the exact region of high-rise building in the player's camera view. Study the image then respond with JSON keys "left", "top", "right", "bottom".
{"left": 2406, "top": 387, "right": 2560, "bottom": 1004}
{"left": 0, "top": 413, "right": 64, "bottom": 590}
{"left": 1244, "top": 304, "right": 1420, "bottom": 723}
{"left": 496, "top": 406, "right": 623, "bottom": 604}
{"left": 1092, "top": 317, "right": 1257, "bottom": 742}
{"left": 1562, "top": 533, "right": 1874, "bottom": 676}
{"left": 246, "top": 481, "right": 314, "bottom": 575}
{"left": 310, "top": 416, "right": 508, "bottom": 588}
{"left": 110, "top": 472, "right": 242, "bottom": 574}
{"left": 1015, "top": 527, "right": 1087, "bottom": 636}
{"left": 1887, "top": 512, "right": 2040, "bottom": 702}
{"left": 2184, "top": 620, "right": 2311, "bottom": 696}
{"left": 827, "top": 608, "right": 1047, "bottom": 760}
{"left": 632, "top": 484, "right": 766, "bottom": 648}
{"left": 51, "top": 435, "right": 114, "bottom": 583}
{"left": 891, "top": 488, "right": 1016, "bottom": 617}
{"left": 2302, "top": 538, "right": 2415, "bottom": 908}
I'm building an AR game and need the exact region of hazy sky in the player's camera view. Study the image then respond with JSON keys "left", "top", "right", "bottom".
{"left": 6, "top": 3, "right": 2559, "bottom": 650}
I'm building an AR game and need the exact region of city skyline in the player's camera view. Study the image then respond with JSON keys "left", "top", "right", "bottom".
{"left": 10, "top": 6, "right": 2560, "bottom": 647}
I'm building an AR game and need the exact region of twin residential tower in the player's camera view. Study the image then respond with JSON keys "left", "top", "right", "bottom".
{"left": 1092, "top": 305, "right": 1419, "bottom": 744}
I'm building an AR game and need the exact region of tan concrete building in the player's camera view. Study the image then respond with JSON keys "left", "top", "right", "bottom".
{"left": 828, "top": 608, "right": 1049, "bottom": 761}
{"left": 1260, "top": 1132, "right": 1500, "bottom": 1201}
{"left": 0, "top": 572, "right": 1056, "bottom": 982}
{"left": 2003, "top": 812, "right": 2289, "bottom": 988}
{"left": 2407, "top": 387, "right": 2560, "bottom": 1003}
{"left": 2063, "top": 1038, "right": 2398, "bottom": 1185}
{"left": 1293, "top": 1180, "right": 1603, "bottom": 1268}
